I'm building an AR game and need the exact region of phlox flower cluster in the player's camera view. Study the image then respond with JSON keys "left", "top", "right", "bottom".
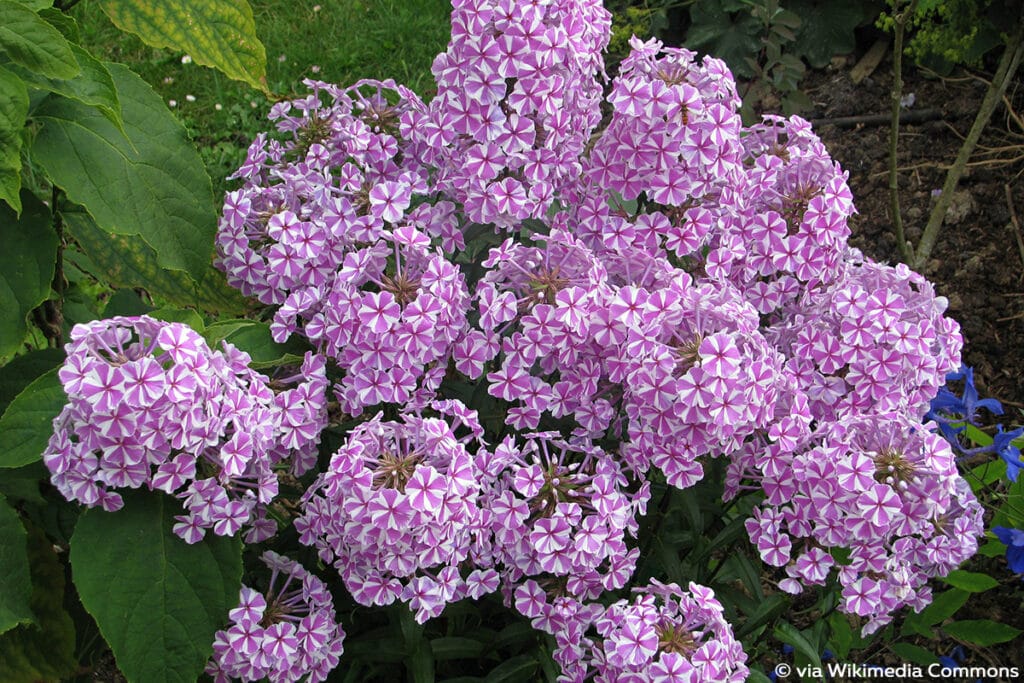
{"left": 481, "top": 432, "right": 648, "bottom": 610}
{"left": 412, "top": 0, "right": 612, "bottom": 227}
{"left": 585, "top": 36, "right": 742, "bottom": 213}
{"left": 215, "top": 79, "right": 471, "bottom": 416}
{"left": 552, "top": 580, "right": 748, "bottom": 682}
{"left": 295, "top": 401, "right": 498, "bottom": 623}
{"left": 43, "top": 316, "right": 327, "bottom": 543}
{"left": 706, "top": 115, "right": 854, "bottom": 301}
{"left": 735, "top": 413, "right": 982, "bottom": 635}
{"left": 206, "top": 551, "right": 345, "bottom": 683}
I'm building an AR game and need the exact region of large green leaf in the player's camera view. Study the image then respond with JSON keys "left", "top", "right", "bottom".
{"left": 942, "top": 619, "right": 1023, "bottom": 646}
{"left": 0, "top": 64, "right": 27, "bottom": 212}
{"left": 0, "top": 190, "right": 58, "bottom": 358}
{"left": 63, "top": 210, "right": 247, "bottom": 314}
{"left": 788, "top": 0, "right": 871, "bottom": 68}
{"left": 0, "top": 524, "right": 77, "bottom": 683}
{"left": 0, "top": 496, "right": 32, "bottom": 634}
{"left": 203, "top": 319, "right": 308, "bottom": 366}
{"left": 71, "top": 491, "right": 242, "bottom": 683}
{"left": 99, "top": 0, "right": 267, "bottom": 92}
{"left": 31, "top": 63, "right": 216, "bottom": 279}
{"left": 0, "top": 1, "right": 79, "bottom": 80}
{"left": 10, "top": 43, "right": 123, "bottom": 133}
{"left": 941, "top": 569, "right": 999, "bottom": 593}
{"left": 686, "top": 1, "right": 761, "bottom": 78}
{"left": 0, "top": 368, "right": 65, "bottom": 469}
{"left": 0, "top": 347, "right": 63, "bottom": 420}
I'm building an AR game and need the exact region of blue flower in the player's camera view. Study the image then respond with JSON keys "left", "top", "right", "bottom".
{"left": 993, "top": 425, "right": 1024, "bottom": 483}
{"left": 992, "top": 526, "right": 1024, "bottom": 575}
{"left": 927, "top": 366, "right": 1004, "bottom": 433}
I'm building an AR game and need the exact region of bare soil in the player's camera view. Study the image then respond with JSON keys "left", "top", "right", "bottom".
{"left": 793, "top": 44, "right": 1024, "bottom": 676}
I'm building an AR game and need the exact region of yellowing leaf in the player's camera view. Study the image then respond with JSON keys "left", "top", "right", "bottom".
{"left": 98, "top": 0, "right": 267, "bottom": 92}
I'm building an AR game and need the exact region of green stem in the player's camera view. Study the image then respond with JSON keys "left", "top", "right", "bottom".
{"left": 889, "top": 0, "right": 917, "bottom": 264}
{"left": 913, "top": 10, "right": 1024, "bottom": 270}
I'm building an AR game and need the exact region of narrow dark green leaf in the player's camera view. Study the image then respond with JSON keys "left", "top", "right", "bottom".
{"left": 0, "top": 524, "right": 77, "bottom": 683}
{"left": 63, "top": 210, "right": 246, "bottom": 315}
{"left": 889, "top": 642, "right": 939, "bottom": 666}
{"left": 0, "top": 64, "right": 28, "bottom": 212}
{"left": 430, "top": 637, "right": 485, "bottom": 661}
{"left": 942, "top": 619, "right": 1022, "bottom": 646}
{"left": 0, "top": 367, "right": 63, "bottom": 469}
{"left": 31, "top": 63, "right": 216, "bottom": 278}
{"left": 408, "top": 643, "right": 434, "bottom": 683}
{"left": 70, "top": 491, "right": 243, "bottom": 683}
{"left": 486, "top": 655, "right": 538, "bottom": 683}
{"left": 941, "top": 569, "right": 999, "bottom": 593}
{"left": 99, "top": 0, "right": 267, "bottom": 92}
{"left": 490, "top": 620, "right": 537, "bottom": 651}
{"left": 0, "top": 2, "right": 79, "bottom": 79}
{"left": 734, "top": 594, "right": 786, "bottom": 638}
{"left": 773, "top": 621, "right": 822, "bottom": 670}
{"left": 0, "top": 496, "right": 32, "bottom": 633}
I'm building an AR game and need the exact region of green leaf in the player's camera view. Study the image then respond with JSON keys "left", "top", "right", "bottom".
{"left": 0, "top": 524, "right": 77, "bottom": 683}
{"left": 788, "top": 0, "right": 871, "bottom": 68}
{"left": 889, "top": 642, "right": 939, "bottom": 666}
{"left": 203, "top": 319, "right": 307, "bottom": 366}
{"left": 0, "top": 347, "right": 63, "bottom": 415}
{"left": 0, "top": 1, "right": 79, "bottom": 79}
{"left": 0, "top": 191, "right": 57, "bottom": 360}
{"left": 63, "top": 210, "right": 247, "bottom": 315}
{"left": 485, "top": 655, "right": 538, "bottom": 683}
{"left": 98, "top": 0, "right": 267, "bottom": 92}
{"left": 941, "top": 569, "right": 999, "bottom": 593}
{"left": 942, "top": 619, "right": 1023, "bottom": 646}
{"left": 37, "top": 7, "right": 80, "bottom": 42}
{"left": 0, "top": 496, "right": 32, "bottom": 633}
{"left": 918, "top": 588, "right": 969, "bottom": 626}
{"left": 0, "top": 64, "right": 28, "bottom": 212}
{"left": 11, "top": 43, "right": 123, "bottom": 133}
{"left": 70, "top": 490, "right": 243, "bottom": 683}
{"left": 430, "top": 637, "right": 486, "bottom": 661}
{"left": 103, "top": 288, "right": 153, "bottom": 318}
{"left": 149, "top": 307, "right": 205, "bottom": 331}
{"left": 826, "top": 611, "right": 853, "bottom": 660}
{"left": 773, "top": 621, "right": 822, "bottom": 670}
{"left": 408, "top": 643, "right": 435, "bottom": 683}
{"left": 31, "top": 63, "right": 216, "bottom": 279}
{"left": 0, "top": 462, "right": 46, "bottom": 504}
{"left": 686, "top": 1, "right": 761, "bottom": 78}
{"left": 734, "top": 593, "right": 787, "bottom": 638}
{"left": 0, "top": 367, "right": 64, "bottom": 469}
{"left": 11, "top": 1, "right": 54, "bottom": 10}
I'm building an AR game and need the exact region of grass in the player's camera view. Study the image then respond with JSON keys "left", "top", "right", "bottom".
{"left": 71, "top": 0, "right": 453, "bottom": 195}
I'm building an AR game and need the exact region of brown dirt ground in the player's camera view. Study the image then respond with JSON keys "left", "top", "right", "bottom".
{"left": 787, "top": 44, "right": 1024, "bottom": 678}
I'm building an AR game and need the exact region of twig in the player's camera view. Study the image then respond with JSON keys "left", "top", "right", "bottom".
{"left": 810, "top": 108, "right": 942, "bottom": 129}
{"left": 913, "top": 7, "right": 1024, "bottom": 270}
{"left": 1005, "top": 183, "right": 1024, "bottom": 274}
{"left": 1002, "top": 93, "right": 1024, "bottom": 134}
